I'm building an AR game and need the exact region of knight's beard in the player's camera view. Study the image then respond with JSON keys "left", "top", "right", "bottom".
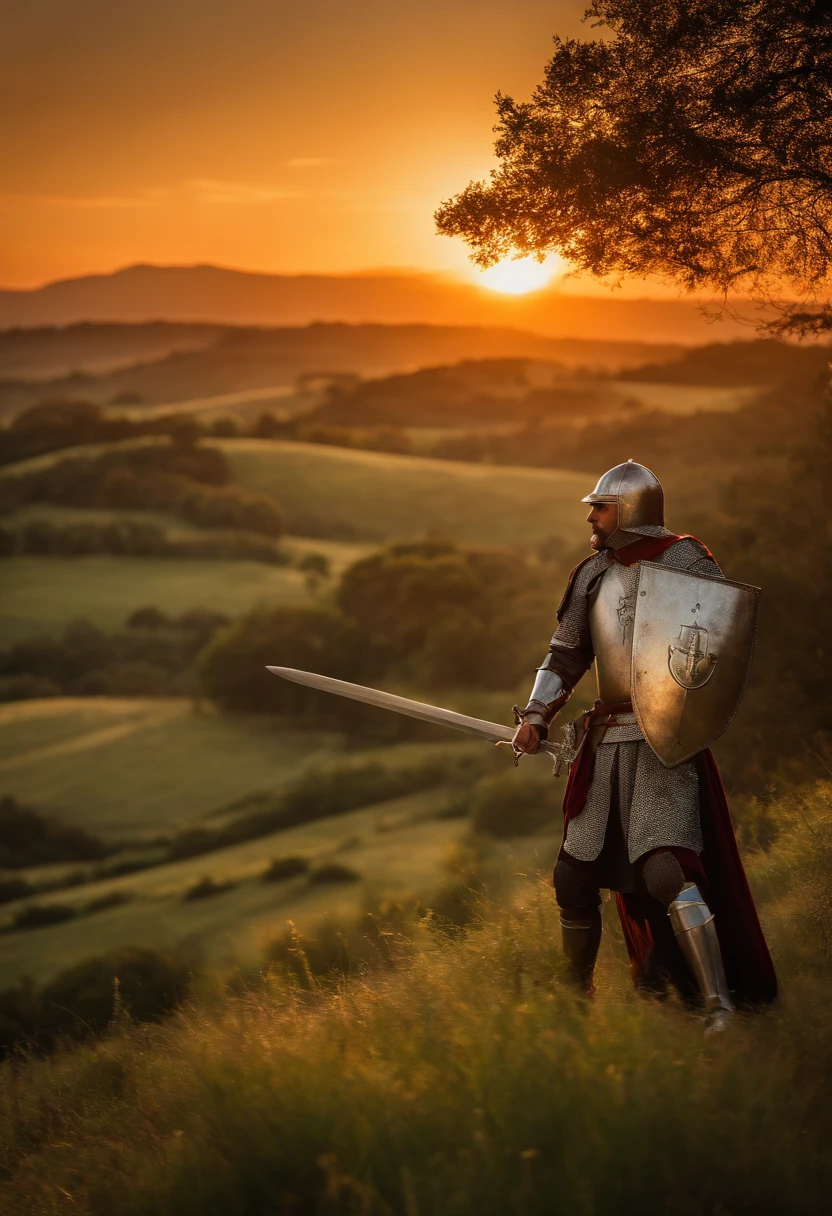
{"left": 590, "top": 530, "right": 605, "bottom": 550}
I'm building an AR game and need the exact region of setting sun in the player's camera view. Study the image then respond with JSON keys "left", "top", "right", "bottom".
{"left": 477, "top": 254, "right": 566, "bottom": 295}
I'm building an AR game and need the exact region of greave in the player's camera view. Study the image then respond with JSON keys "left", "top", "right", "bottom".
{"left": 668, "top": 883, "right": 735, "bottom": 1031}
{"left": 560, "top": 914, "right": 602, "bottom": 995}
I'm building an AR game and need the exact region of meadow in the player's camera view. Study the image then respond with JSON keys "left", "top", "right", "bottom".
{"left": 0, "top": 780, "right": 478, "bottom": 987}
{"left": 1, "top": 779, "right": 830, "bottom": 1215}
{"left": 217, "top": 439, "right": 594, "bottom": 545}
{"left": 0, "top": 555, "right": 318, "bottom": 643}
{"left": 0, "top": 692, "right": 563, "bottom": 988}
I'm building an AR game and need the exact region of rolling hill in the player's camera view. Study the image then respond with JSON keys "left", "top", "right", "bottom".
{"left": 216, "top": 439, "right": 594, "bottom": 546}
{"left": 0, "top": 696, "right": 556, "bottom": 987}
{"left": 0, "top": 263, "right": 764, "bottom": 343}
{"left": 0, "top": 321, "right": 690, "bottom": 418}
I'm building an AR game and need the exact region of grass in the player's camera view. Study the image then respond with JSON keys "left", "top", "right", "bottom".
{"left": 216, "top": 439, "right": 595, "bottom": 546}
{"left": 0, "top": 697, "right": 342, "bottom": 840}
{"left": 0, "top": 505, "right": 370, "bottom": 645}
{"left": 0, "top": 784, "right": 477, "bottom": 986}
{"left": 0, "top": 697, "right": 489, "bottom": 840}
{"left": 0, "top": 781, "right": 830, "bottom": 1214}
{"left": 0, "top": 556, "right": 319, "bottom": 644}
{"left": 0, "top": 695, "right": 545, "bottom": 987}
{"left": 606, "top": 380, "right": 755, "bottom": 414}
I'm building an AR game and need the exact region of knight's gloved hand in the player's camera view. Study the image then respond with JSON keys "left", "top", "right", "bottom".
{"left": 512, "top": 720, "right": 542, "bottom": 755}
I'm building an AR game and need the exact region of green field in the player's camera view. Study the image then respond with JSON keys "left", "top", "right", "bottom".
{"left": 0, "top": 695, "right": 559, "bottom": 986}
{"left": 2, "top": 505, "right": 371, "bottom": 566}
{"left": 0, "top": 697, "right": 494, "bottom": 840}
{"left": 0, "top": 784, "right": 479, "bottom": 986}
{"left": 0, "top": 554, "right": 321, "bottom": 644}
{"left": 606, "top": 380, "right": 755, "bottom": 413}
{"left": 0, "top": 697, "right": 336, "bottom": 837}
{"left": 1, "top": 435, "right": 595, "bottom": 545}
{"left": 217, "top": 439, "right": 595, "bottom": 546}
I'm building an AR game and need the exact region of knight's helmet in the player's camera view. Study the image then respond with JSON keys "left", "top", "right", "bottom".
{"left": 581, "top": 459, "right": 666, "bottom": 538}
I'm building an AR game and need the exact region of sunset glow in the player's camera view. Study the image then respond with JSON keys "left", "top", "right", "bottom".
{"left": 0, "top": 2, "right": 589, "bottom": 287}
{"left": 477, "top": 254, "right": 566, "bottom": 295}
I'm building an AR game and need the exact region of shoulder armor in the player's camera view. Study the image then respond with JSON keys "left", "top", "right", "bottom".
{"left": 659, "top": 535, "right": 717, "bottom": 572}
{"left": 556, "top": 552, "right": 608, "bottom": 621}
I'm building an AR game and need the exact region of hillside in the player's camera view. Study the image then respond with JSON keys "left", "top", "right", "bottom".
{"left": 0, "top": 322, "right": 691, "bottom": 418}
{"left": 216, "top": 440, "right": 594, "bottom": 545}
{"left": 0, "top": 553, "right": 320, "bottom": 644}
{"left": 0, "top": 692, "right": 562, "bottom": 988}
{"left": 0, "top": 263, "right": 765, "bottom": 343}
{"left": 0, "top": 322, "right": 224, "bottom": 381}
{"left": 0, "top": 696, "right": 494, "bottom": 985}
{"left": 1, "top": 778, "right": 831, "bottom": 1214}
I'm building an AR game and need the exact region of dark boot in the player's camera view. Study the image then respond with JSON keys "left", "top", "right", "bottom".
{"left": 560, "top": 913, "right": 602, "bottom": 995}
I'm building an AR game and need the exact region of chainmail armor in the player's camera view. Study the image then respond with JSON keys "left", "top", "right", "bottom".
{"left": 564, "top": 739, "right": 703, "bottom": 863}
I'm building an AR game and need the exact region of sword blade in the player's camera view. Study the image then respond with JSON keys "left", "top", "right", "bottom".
{"left": 266, "top": 665, "right": 561, "bottom": 758}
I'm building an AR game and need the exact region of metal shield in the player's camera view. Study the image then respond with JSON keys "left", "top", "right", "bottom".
{"left": 631, "top": 562, "right": 760, "bottom": 767}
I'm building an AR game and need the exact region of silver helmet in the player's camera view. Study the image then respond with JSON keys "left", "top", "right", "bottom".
{"left": 581, "top": 459, "right": 666, "bottom": 538}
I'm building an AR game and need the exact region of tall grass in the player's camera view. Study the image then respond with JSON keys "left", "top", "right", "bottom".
{"left": 1, "top": 783, "right": 831, "bottom": 1215}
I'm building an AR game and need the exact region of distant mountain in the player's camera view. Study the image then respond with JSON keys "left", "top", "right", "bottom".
{"left": 0, "top": 264, "right": 759, "bottom": 344}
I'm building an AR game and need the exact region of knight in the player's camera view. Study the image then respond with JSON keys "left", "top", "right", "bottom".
{"left": 512, "top": 460, "right": 777, "bottom": 1029}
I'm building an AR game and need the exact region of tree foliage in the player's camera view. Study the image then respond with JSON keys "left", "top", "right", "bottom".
{"left": 436, "top": 0, "right": 832, "bottom": 333}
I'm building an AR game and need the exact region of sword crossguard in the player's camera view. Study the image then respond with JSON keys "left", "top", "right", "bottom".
{"left": 495, "top": 739, "right": 524, "bottom": 767}
{"left": 497, "top": 705, "right": 530, "bottom": 766}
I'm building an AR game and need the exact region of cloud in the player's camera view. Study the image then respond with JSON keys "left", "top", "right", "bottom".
{"left": 185, "top": 179, "right": 293, "bottom": 205}
{"left": 283, "top": 157, "right": 330, "bottom": 169}
{"left": 0, "top": 191, "right": 162, "bottom": 210}
{"left": 0, "top": 179, "right": 297, "bottom": 212}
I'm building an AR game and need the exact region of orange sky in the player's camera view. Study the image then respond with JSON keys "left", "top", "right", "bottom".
{"left": 1, "top": 1, "right": 597, "bottom": 289}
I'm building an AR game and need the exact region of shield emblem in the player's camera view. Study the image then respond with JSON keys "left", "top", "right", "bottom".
{"left": 631, "top": 562, "right": 759, "bottom": 767}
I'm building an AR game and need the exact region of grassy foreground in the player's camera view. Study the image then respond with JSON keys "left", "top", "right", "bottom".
{"left": 1, "top": 782, "right": 831, "bottom": 1214}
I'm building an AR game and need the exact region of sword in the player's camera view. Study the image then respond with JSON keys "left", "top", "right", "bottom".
{"left": 266, "top": 665, "right": 573, "bottom": 774}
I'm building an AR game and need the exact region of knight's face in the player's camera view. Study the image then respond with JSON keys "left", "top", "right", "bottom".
{"left": 586, "top": 501, "right": 618, "bottom": 550}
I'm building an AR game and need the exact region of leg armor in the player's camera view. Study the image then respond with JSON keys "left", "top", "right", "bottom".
{"left": 668, "top": 883, "right": 735, "bottom": 1031}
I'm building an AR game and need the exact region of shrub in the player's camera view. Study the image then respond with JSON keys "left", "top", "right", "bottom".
{"left": 337, "top": 547, "right": 485, "bottom": 661}
{"left": 298, "top": 552, "right": 331, "bottom": 578}
{"left": 0, "top": 797, "right": 110, "bottom": 868}
{"left": 0, "top": 877, "right": 34, "bottom": 905}
{"left": 198, "top": 605, "right": 359, "bottom": 715}
{"left": 103, "top": 661, "right": 168, "bottom": 696}
{"left": 85, "top": 890, "right": 133, "bottom": 914}
{"left": 39, "top": 945, "right": 192, "bottom": 1035}
{"left": 0, "top": 674, "right": 60, "bottom": 702}
{"left": 7, "top": 903, "right": 77, "bottom": 932}
{"left": 262, "top": 856, "right": 310, "bottom": 883}
{"left": 308, "top": 862, "right": 361, "bottom": 885}
{"left": 183, "top": 877, "right": 235, "bottom": 902}
{"left": 127, "top": 606, "right": 171, "bottom": 631}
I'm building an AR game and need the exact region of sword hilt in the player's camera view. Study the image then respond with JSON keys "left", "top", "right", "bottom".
{"left": 496, "top": 705, "right": 533, "bottom": 767}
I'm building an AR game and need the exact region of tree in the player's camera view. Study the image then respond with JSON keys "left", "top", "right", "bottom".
{"left": 436, "top": 0, "right": 832, "bottom": 335}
